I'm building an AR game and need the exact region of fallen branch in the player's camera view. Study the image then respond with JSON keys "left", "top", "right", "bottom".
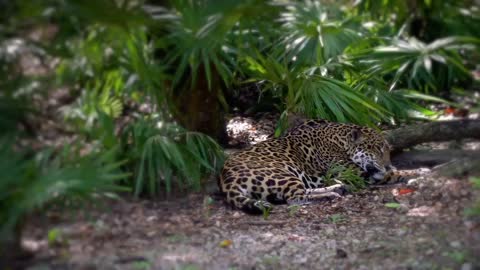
{"left": 384, "top": 119, "right": 480, "bottom": 152}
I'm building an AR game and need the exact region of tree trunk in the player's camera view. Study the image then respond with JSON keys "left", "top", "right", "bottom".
{"left": 0, "top": 220, "right": 32, "bottom": 270}
{"left": 385, "top": 119, "right": 480, "bottom": 152}
{"left": 172, "top": 67, "right": 228, "bottom": 145}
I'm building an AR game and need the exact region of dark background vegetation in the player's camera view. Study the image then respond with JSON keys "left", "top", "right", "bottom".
{"left": 0, "top": 0, "right": 479, "bottom": 266}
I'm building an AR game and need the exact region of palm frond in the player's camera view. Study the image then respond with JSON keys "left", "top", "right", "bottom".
{"left": 295, "top": 75, "right": 386, "bottom": 125}
{"left": 349, "top": 36, "right": 479, "bottom": 92}
{"left": 0, "top": 138, "right": 127, "bottom": 236}
{"left": 63, "top": 0, "right": 147, "bottom": 29}
{"left": 156, "top": 0, "right": 268, "bottom": 89}
{"left": 0, "top": 97, "right": 29, "bottom": 135}
{"left": 278, "top": 0, "right": 362, "bottom": 67}
{"left": 243, "top": 50, "right": 386, "bottom": 126}
{"left": 123, "top": 119, "right": 225, "bottom": 197}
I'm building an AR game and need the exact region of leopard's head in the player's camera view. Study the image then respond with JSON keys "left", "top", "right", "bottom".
{"left": 345, "top": 127, "right": 393, "bottom": 183}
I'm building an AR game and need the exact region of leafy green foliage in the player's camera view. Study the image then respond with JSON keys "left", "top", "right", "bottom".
{"left": 0, "top": 97, "right": 29, "bottom": 134}
{"left": 51, "top": 0, "right": 476, "bottom": 197}
{"left": 243, "top": 52, "right": 386, "bottom": 127}
{"left": 294, "top": 75, "right": 385, "bottom": 124}
{"left": 47, "top": 228, "right": 68, "bottom": 247}
{"left": 0, "top": 39, "right": 38, "bottom": 134}
{"left": 359, "top": 86, "right": 443, "bottom": 121}
{"left": 261, "top": 204, "right": 272, "bottom": 220}
{"left": 324, "top": 164, "right": 366, "bottom": 192}
{"left": 237, "top": 1, "right": 470, "bottom": 128}
{"left": 350, "top": 37, "right": 479, "bottom": 92}
{"left": 352, "top": 0, "right": 480, "bottom": 40}
{"left": 57, "top": 25, "right": 166, "bottom": 125}
{"left": 122, "top": 119, "right": 225, "bottom": 197}
{"left": 384, "top": 202, "right": 402, "bottom": 209}
{"left": 52, "top": 2, "right": 228, "bottom": 197}
{"left": 278, "top": 0, "right": 361, "bottom": 67}
{"left": 0, "top": 138, "right": 127, "bottom": 238}
{"left": 156, "top": 0, "right": 269, "bottom": 89}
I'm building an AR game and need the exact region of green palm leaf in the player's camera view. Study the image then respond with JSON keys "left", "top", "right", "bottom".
{"left": 350, "top": 36, "right": 479, "bottom": 92}
{"left": 126, "top": 119, "right": 225, "bottom": 197}
{"left": 0, "top": 139, "right": 128, "bottom": 236}
{"left": 155, "top": 0, "right": 268, "bottom": 89}
{"left": 278, "top": 1, "right": 362, "bottom": 67}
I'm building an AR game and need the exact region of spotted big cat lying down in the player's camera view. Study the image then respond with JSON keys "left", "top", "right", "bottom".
{"left": 219, "top": 119, "right": 402, "bottom": 214}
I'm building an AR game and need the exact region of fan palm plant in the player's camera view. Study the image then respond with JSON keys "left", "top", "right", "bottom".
{"left": 349, "top": 36, "right": 479, "bottom": 92}
{"left": 277, "top": 0, "right": 363, "bottom": 68}
{"left": 122, "top": 118, "right": 225, "bottom": 197}
{"left": 145, "top": 0, "right": 272, "bottom": 141}
{"left": 0, "top": 137, "right": 128, "bottom": 265}
{"left": 48, "top": 0, "right": 231, "bottom": 197}
{"left": 242, "top": 51, "right": 386, "bottom": 132}
{"left": 352, "top": 0, "right": 480, "bottom": 41}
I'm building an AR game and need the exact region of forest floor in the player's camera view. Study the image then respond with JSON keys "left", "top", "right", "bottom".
{"left": 22, "top": 142, "right": 480, "bottom": 270}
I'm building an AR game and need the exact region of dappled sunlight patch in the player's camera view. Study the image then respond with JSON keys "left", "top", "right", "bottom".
{"left": 226, "top": 114, "right": 278, "bottom": 146}
{"left": 22, "top": 238, "right": 47, "bottom": 252}
{"left": 463, "top": 141, "right": 480, "bottom": 151}
{"left": 407, "top": 206, "right": 438, "bottom": 217}
{"left": 155, "top": 249, "right": 208, "bottom": 269}
{"left": 287, "top": 234, "right": 306, "bottom": 242}
{"left": 162, "top": 252, "right": 202, "bottom": 262}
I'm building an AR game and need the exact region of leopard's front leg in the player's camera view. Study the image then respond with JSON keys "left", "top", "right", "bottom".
{"left": 306, "top": 183, "right": 347, "bottom": 196}
{"left": 283, "top": 181, "right": 342, "bottom": 206}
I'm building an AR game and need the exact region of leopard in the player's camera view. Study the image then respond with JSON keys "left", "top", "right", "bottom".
{"left": 219, "top": 119, "right": 402, "bottom": 214}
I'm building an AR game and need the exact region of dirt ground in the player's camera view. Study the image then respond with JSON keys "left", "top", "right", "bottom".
{"left": 21, "top": 159, "right": 480, "bottom": 270}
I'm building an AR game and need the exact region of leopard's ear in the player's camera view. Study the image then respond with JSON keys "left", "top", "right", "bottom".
{"left": 350, "top": 128, "right": 363, "bottom": 144}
